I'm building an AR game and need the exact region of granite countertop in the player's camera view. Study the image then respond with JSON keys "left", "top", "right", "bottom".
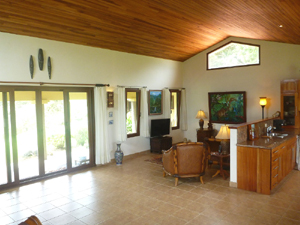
{"left": 237, "top": 129, "right": 300, "bottom": 149}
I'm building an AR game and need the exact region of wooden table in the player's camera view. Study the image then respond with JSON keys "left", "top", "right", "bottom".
{"left": 210, "top": 152, "right": 230, "bottom": 180}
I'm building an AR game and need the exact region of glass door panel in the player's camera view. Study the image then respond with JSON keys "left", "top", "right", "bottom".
{"left": 0, "top": 93, "right": 7, "bottom": 184}
{"left": 42, "top": 91, "right": 67, "bottom": 174}
{"left": 6, "top": 93, "right": 14, "bottom": 183}
{"left": 69, "top": 92, "right": 90, "bottom": 168}
{"left": 15, "top": 91, "right": 39, "bottom": 180}
{"left": 283, "top": 96, "right": 295, "bottom": 126}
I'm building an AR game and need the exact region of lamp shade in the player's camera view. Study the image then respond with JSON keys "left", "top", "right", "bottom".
{"left": 196, "top": 110, "right": 206, "bottom": 119}
{"left": 216, "top": 125, "right": 230, "bottom": 139}
{"left": 260, "top": 97, "right": 267, "bottom": 106}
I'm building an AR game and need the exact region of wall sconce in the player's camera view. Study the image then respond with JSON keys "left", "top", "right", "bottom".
{"left": 260, "top": 97, "right": 267, "bottom": 119}
{"left": 196, "top": 110, "right": 206, "bottom": 130}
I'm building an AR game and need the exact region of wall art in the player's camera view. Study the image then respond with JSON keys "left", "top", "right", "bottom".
{"left": 148, "top": 90, "right": 163, "bottom": 115}
{"left": 208, "top": 91, "right": 246, "bottom": 124}
{"left": 38, "top": 48, "right": 44, "bottom": 70}
{"left": 47, "top": 56, "right": 51, "bottom": 79}
{"left": 29, "top": 55, "right": 34, "bottom": 79}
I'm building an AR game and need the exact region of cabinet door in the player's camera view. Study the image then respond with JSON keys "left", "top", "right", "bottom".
{"left": 287, "top": 139, "right": 296, "bottom": 172}
{"left": 281, "top": 80, "right": 298, "bottom": 93}
{"left": 281, "top": 94, "right": 299, "bottom": 128}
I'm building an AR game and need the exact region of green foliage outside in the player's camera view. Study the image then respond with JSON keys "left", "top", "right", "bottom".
{"left": 74, "top": 128, "right": 88, "bottom": 146}
{"left": 127, "top": 114, "right": 133, "bottom": 133}
{"left": 23, "top": 150, "right": 38, "bottom": 158}
{"left": 48, "top": 134, "right": 65, "bottom": 149}
{"left": 208, "top": 42, "right": 259, "bottom": 69}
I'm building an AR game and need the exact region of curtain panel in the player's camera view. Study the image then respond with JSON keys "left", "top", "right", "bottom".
{"left": 180, "top": 89, "right": 188, "bottom": 131}
{"left": 94, "top": 86, "right": 111, "bottom": 165}
{"left": 140, "top": 87, "right": 150, "bottom": 137}
{"left": 117, "top": 87, "right": 127, "bottom": 142}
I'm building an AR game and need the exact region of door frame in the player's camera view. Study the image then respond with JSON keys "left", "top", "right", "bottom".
{"left": 0, "top": 85, "right": 95, "bottom": 191}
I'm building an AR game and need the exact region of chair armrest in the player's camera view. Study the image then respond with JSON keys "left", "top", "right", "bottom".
{"left": 162, "top": 148, "right": 175, "bottom": 175}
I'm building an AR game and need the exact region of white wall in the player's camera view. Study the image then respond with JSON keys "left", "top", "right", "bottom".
{"left": 0, "top": 32, "right": 184, "bottom": 158}
{"left": 182, "top": 37, "right": 300, "bottom": 141}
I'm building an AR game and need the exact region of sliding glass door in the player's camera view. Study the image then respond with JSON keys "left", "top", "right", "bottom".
{"left": 42, "top": 91, "right": 67, "bottom": 174}
{"left": 0, "top": 92, "right": 8, "bottom": 185}
{"left": 0, "top": 86, "right": 94, "bottom": 188}
{"left": 69, "top": 92, "right": 90, "bottom": 168}
{"left": 15, "top": 91, "right": 39, "bottom": 180}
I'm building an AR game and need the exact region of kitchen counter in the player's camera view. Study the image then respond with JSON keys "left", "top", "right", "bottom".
{"left": 237, "top": 128, "right": 300, "bottom": 149}
{"left": 237, "top": 128, "right": 299, "bottom": 194}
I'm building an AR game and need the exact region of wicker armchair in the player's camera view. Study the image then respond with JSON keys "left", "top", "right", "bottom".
{"left": 162, "top": 142, "right": 208, "bottom": 186}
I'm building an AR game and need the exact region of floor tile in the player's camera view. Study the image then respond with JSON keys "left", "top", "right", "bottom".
{"left": 48, "top": 214, "right": 77, "bottom": 225}
{"left": 0, "top": 151, "right": 299, "bottom": 225}
{"left": 9, "top": 208, "right": 35, "bottom": 221}
{"left": 38, "top": 208, "right": 65, "bottom": 220}
{"left": 69, "top": 207, "right": 94, "bottom": 219}
{"left": 0, "top": 215, "right": 14, "bottom": 225}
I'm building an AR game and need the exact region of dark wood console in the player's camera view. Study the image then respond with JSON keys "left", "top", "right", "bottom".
{"left": 197, "top": 128, "right": 215, "bottom": 142}
{"left": 150, "top": 136, "right": 172, "bottom": 153}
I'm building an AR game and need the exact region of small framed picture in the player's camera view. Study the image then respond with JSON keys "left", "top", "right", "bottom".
{"left": 148, "top": 90, "right": 163, "bottom": 115}
{"left": 109, "top": 112, "right": 113, "bottom": 117}
{"left": 109, "top": 120, "right": 113, "bottom": 125}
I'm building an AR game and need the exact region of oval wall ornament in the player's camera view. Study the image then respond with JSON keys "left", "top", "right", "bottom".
{"left": 47, "top": 56, "right": 52, "bottom": 79}
{"left": 38, "top": 48, "right": 44, "bottom": 70}
{"left": 29, "top": 55, "right": 34, "bottom": 79}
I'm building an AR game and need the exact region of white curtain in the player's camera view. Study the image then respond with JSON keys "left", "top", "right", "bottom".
{"left": 140, "top": 87, "right": 150, "bottom": 137}
{"left": 94, "top": 86, "right": 111, "bottom": 165}
{"left": 117, "top": 87, "right": 127, "bottom": 142}
{"left": 163, "top": 88, "right": 171, "bottom": 118}
{"left": 180, "top": 89, "right": 188, "bottom": 131}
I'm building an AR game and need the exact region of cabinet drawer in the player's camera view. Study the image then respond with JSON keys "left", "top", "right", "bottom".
{"left": 272, "top": 148, "right": 280, "bottom": 158}
{"left": 271, "top": 176, "right": 279, "bottom": 189}
{"left": 272, "top": 160, "right": 279, "bottom": 172}
{"left": 272, "top": 157, "right": 280, "bottom": 165}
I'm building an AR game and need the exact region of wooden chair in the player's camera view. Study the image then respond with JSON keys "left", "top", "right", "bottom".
{"left": 162, "top": 142, "right": 208, "bottom": 186}
{"left": 19, "top": 216, "right": 42, "bottom": 225}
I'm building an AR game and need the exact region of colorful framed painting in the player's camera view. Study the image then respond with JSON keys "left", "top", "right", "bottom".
{"left": 208, "top": 91, "right": 246, "bottom": 124}
{"left": 148, "top": 90, "right": 163, "bottom": 115}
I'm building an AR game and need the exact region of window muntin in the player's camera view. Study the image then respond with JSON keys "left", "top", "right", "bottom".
{"left": 207, "top": 42, "right": 260, "bottom": 70}
{"left": 170, "top": 89, "right": 181, "bottom": 130}
{"left": 126, "top": 88, "right": 140, "bottom": 138}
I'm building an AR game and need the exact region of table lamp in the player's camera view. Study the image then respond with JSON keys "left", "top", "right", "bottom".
{"left": 196, "top": 110, "right": 206, "bottom": 130}
{"left": 216, "top": 125, "right": 230, "bottom": 154}
{"left": 260, "top": 97, "right": 267, "bottom": 119}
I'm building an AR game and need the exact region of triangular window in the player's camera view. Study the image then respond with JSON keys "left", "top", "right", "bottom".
{"left": 207, "top": 42, "right": 260, "bottom": 70}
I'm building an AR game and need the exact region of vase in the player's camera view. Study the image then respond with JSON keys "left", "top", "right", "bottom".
{"left": 115, "top": 143, "right": 123, "bottom": 166}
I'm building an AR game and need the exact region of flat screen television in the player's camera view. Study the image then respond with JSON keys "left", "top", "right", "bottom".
{"left": 150, "top": 118, "right": 170, "bottom": 137}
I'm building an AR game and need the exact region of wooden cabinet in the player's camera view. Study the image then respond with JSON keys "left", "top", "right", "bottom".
{"left": 150, "top": 136, "right": 172, "bottom": 153}
{"left": 281, "top": 79, "right": 300, "bottom": 128}
{"left": 197, "top": 128, "right": 214, "bottom": 142}
{"left": 237, "top": 136, "right": 296, "bottom": 194}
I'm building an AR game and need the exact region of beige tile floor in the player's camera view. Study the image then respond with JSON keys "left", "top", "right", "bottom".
{"left": 1, "top": 151, "right": 300, "bottom": 225}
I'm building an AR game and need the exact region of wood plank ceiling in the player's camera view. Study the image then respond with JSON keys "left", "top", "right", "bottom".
{"left": 0, "top": 0, "right": 299, "bottom": 61}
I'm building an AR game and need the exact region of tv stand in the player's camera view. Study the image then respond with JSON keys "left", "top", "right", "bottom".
{"left": 150, "top": 136, "right": 172, "bottom": 154}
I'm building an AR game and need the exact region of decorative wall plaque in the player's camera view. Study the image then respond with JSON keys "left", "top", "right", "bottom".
{"left": 47, "top": 56, "right": 51, "bottom": 79}
{"left": 38, "top": 48, "right": 44, "bottom": 70}
{"left": 29, "top": 55, "right": 34, "bottom": 79}
{"left": 107, "top": 92, "right": 114, "bottom": 107}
